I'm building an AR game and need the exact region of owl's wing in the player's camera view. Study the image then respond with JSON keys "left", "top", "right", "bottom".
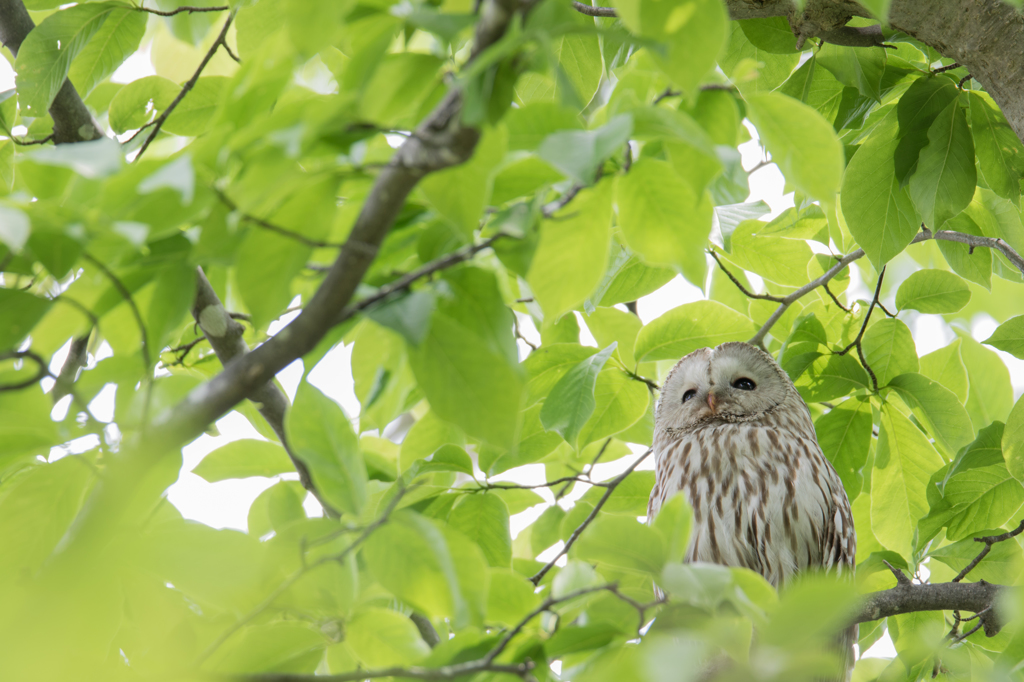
{"left": 816, "top": 446, "right": 857, "bottom": 574}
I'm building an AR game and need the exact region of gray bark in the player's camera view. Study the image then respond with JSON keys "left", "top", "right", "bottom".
{"left": 725, "top": 0, "right": 1024, "bottom": 143}
{"left": 0, "top": 0, "right": 103, "bottom": 143}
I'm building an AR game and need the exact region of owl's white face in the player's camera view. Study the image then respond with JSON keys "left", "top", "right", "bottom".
{"left": 655, "top": 342, "right": 797, "bottom": 431}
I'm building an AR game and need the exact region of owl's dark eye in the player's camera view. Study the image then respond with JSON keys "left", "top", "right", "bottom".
{"left": 732, "top": 378, "right": 756, "bottom": 391}
{"left": 682, "top": 389, "right": 697, "bottom": 403}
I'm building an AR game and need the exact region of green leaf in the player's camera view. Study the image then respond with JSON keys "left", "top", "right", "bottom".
{"left": 0, "top": 289, "right": 51, "bottom": 351}
{"left": 611, "top": 0, "right": 727, "bottom": 94}
{"left": 193, "top": 439, "right": 296, "bottom": 482}
{"left": 920, "top": 338, "right": 968, "bottom": 403}
{"left": 146, "top": 262, "right": 196, "bottom": 353}
{"left": 894, "top": 269, "right": 971, "bottom": 313}
{"left": 407, "top": 268, "right": 525, "bottom": 447}
{"left": 815, "top": 399, "right": 872, "bottom": 498}
{"left": 744, "top": 92, "right": 844, "bottom": 202}
{"left": 15, "top": 3, "right": 113, "bottom": 115}
{"left": 633, "top": 300, "right": 754, "bottom": 363}
{"left": 359, "top": 53, "right": 443, "bottom": 126}
{"left": 531, "top": 505, "right": 568, "bottom": 555}
{"left": 894, "top": 75, "right": 960, "bottom": 184}
{"left": 615, "top": 157, "right": 712, "bottom": 286}
{"left": 817, "top": 42, "right": 885, "bottom": 102}
{"left": 286, "top": 382, "right": 368, "bottom": 515}
{"left": 538, "top": 114, "right": 632, "bottom": 184}
{"left": 578, "top": 470, "right": 655, "bottom": 516}
{"left": 163, "top": 77, "right": 229, "bottom": 136}
{"left": 540, "top": 343, "right": 616, "bottom": 447}
{"left": 887, "top": 373, "right": 974, "bottom": 455}
{"left": 0, "top": 457, "right": 93, "bottom": 579}
{"left": 984, "top": 315, "right": 1024, "bottom": 359}
{"left": 795, "top": 353, "right": 870, "bottom": 403}
{"left": 574, "top": 514, "right": 665, "bottom": 576}
{"left": 583, "top": 306, "right": 642, "bottom": 367}
{"left": 968, "top": 91, "right": 1024, "bottom": 203}
{"left": 527, "top": 180, "right": 611, "bottom": 322}
{"left": 108, "top": 75, "right": 179, "bottom": 133}
{"left": 592, "top": 250, "right": 676, "bottom": 309}
{"left": 449, "top": 494, "right": 512, "bottom": 568}
{"left": 487, "top": 567, "right": 541, "bottom": 627}
{"left": 737, "top": 16, "right": 798, "bottom": 53}
{"left": 924, "top": 426, "right": 1023, "bottom": 542}
{"left": 576, "top": 368, "right": 650, "bottom": 449}
{"left": 68, "top": 7, "right": 147, "bottom": 100}
{"left": 840, "top": 111, "right": 920, "bottom": 268}
{"left": 725, "top": 223, "right": 817, "bottom": 287}
{"left": 908, "top": 99, "right": 976, "bottom": 229}
{"left": 650, "top": 493, "right": 693, "bottom": 564}
{"left": 419, "top": 127, "right": 506, "bottom": 235}
{"left": 718, "top": 21, "right": 799, "bottom": 95}
{"left": 1005, "top": 396, "right": 1024, "bottom": 483}
{"left": 871, "top": 405, "right": 945, "bottom": 556}
{"left": 930, "top": 530, "right": 1024, "bottom": 585}
{"left": 524, "top": 343, "right": 597, "bottom": 405}
{"left": 957, "top": 330, "right": 1014, "bottom": 430}
{"left": 203, "top": 621, "right": 325, "bottom": 674}
{"left": 862, "top": 319, "right": 919, "bottom": 387}
{"left": 247, "top": 481, "right": 307, "bottom": 537}
{"left": 778, "top": 57, "right": 845, "bottom": 125}
{"left": 937, "top": 213, "right": 992, "bottom": 288}
{"left": 346, "top": 608, "right": 431, "bottom": 668}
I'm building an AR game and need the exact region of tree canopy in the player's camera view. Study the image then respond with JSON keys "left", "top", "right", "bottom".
{"left": 1, "top": 0, "right": 1024, "bottom": 681}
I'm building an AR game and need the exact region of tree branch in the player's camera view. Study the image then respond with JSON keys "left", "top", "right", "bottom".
{"left": 134, "top": 10, "right": 236, "bottom": 160}
{"left": 952, "top": 519, "right": 1024, "bottom": 583}
{"left": 0, "top": 349, "right": 50, "bottom": 391}
{"left": 0, "top": 0, "right": 103, "bottom": 142}
{"left": 746, "top": 228, "right": 1024, "bottom": 348}
{"left": 189, "top": 268, "right": 339, "bottom": 516}
{"left": 336, "top": 233, "right": 509, "bottom": 324}
{"left": 530, "top": 448, "right": 652, "bottom": 585}
{"left": 835, "top": 266, "right": 884, "bottom": 392}
{"left": 569, "top": 1, "right": 616, "bottom": 18}
{"left": 135, "top": 4, "right": 228, "bottom": 16}
{"left": 856, "top": 580, "right": 1008, "bottom": 637}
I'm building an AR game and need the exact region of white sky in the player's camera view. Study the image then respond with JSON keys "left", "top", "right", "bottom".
{"left": 13, "top": 38, "right": 1024, "bottom": 665}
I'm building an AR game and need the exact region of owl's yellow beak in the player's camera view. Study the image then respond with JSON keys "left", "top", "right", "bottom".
{"left": 707, "top": 392, "right": 718, "bottom": 413}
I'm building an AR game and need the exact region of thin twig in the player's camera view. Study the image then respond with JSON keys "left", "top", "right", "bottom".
{"left": 746, "top": 227, "right": 1024, "bottom": 348}
{"left": 932, "top": 62, "right": 962, "bottom": 74}
{"left": 81, "top": 253, "right": 150, "bottom": 371}
{"left": 709, "top": 250, "right": 784, "bottom": 302}
{"left": 215, "top": 188, "right": 346, "bottom": 249}
{"left": 0, "top": 350, "right": 51, "bottom": 391}
{"left": 570, "top": 1, "right": 616, "bottom": 17}
{"left": 958, "top": 73, "right": 973, "bottom": 89}
{"left": 531, "top": 448, "right": 653, "bottom": 585}
{"left": 542, "top": 182, "right": 585, "bottom": 217}
{"left": 336, "top": 234, "right": 510, "bottom": 324}
{"left": 135, "top": 10, "right": 236, "bottom": 160}
{"left": 835, "top": 267, "right": 884, "bottom": 391}
{"left": 822, "top": 283, "right": 850, "bottom": 313}
{"left": 952, "top": 519, "right": 1024, "bottom": 583}
{"left": 135, "top": 3, "right": 228, "bottom": 16}
{"left": 11, "top": 133, "right": 54, "bottom": 146}
{"left": 653, "top": 87, "right": 681, "bottom": 105}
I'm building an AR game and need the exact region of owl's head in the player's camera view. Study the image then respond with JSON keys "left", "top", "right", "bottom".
{"left": 655, "top": 342, "right": 800, "bottom": 431}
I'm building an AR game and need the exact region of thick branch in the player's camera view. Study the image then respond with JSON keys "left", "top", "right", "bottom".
{"left": 189, "top": 268, "right": 338, "bottom": 516}
{"left": 0, "top": 0, "right": 103, "bottom": 142}
{"left": 857, "top": 580, "right": 1007, "bottom": 637}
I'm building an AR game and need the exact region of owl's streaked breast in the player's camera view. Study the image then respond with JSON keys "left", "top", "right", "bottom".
{"left": 649, "top": 410, "right": 854, "bottom": 588}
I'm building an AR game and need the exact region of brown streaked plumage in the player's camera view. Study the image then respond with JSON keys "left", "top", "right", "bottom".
{"left": 648, "top": 342, "right": 856, "bottom": 681}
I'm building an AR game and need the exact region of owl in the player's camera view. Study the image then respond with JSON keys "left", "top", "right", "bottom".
{"left": 648, "top": 342, "right": 856, "bottom": 681}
